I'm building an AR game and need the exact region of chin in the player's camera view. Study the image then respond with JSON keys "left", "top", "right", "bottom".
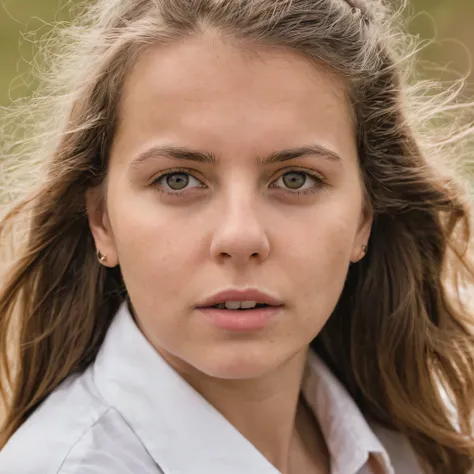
{"left": 191, "top": 343, "right": 290, "bottom": 380}
{"left": 200, "top": 362, "right": 271, "bottom": 380}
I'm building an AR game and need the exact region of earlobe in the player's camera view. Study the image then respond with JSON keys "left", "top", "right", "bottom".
{"left": 85, "top": 186, "right": 119, "bottom": 267}
{"left": 350, "top": 205, "right": 373, "bottom": 263}
{"left": 351, "top": 243, "right": 368, "bottom": 263}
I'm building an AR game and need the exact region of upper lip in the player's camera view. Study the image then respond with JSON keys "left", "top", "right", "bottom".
{"left": 196, "top": 288, "right": 284, "bottom": 308}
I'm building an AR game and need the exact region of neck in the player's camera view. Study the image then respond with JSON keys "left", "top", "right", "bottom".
{"left": 163, "top": 347, "right": 327, "bottom": 473}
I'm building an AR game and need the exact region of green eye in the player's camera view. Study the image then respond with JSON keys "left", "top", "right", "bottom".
{"left": 152, "top": 169, "right": 204, "bottom": 195}
{"left": 272, "top": 170, "right": 325, "bottom": 194}
{"left": 281, "top": 172, "right": 307, "bottom": 190}
{"left": 165, "top": 172, "right": 189, "bottom": 190}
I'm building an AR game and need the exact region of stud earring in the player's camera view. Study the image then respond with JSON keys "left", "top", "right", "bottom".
{"left": 97, "top": 250, "right": 108, "bottom": 265}
{"left": 361, "top": 244, "right": 368, "bottom": 256}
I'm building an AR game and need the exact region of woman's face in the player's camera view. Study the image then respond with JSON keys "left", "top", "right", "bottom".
{"left": 87, "top": 34, "right": 372, "bottom": 379}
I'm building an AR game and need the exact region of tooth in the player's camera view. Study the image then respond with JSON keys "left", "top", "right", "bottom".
{"left": 216, "top": 303, "right": 226, "bottom": 309}
{"left": 224, "top": 301, "right": 242, "bottom": 310}
{"left": 241, "top": 301, "right": 257, "bottom": 309}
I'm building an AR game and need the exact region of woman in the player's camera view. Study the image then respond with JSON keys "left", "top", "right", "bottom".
{"left": 0, "top": 0, "right": 473, "bottom": 472}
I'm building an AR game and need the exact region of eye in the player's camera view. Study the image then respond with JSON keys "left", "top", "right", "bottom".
{"left": 152, "top": 170, "right": 205, "bottom": 194}
{"left": 272, "top": 170, "right": 324, "bottom": 193}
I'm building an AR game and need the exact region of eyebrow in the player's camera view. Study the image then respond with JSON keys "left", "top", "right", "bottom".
{"left": 129, "top": 143, "right": 342, "bottom": 170}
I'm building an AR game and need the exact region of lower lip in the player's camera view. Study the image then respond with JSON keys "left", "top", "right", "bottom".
{"left": 197, "top": 306, "right": 283, "bottom": 331}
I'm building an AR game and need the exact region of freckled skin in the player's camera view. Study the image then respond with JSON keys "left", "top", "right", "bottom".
{"left": 88, "top": 34, "right": 372, "bottom": 381}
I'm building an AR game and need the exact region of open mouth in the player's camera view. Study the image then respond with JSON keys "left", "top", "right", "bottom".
{"left": 197, "top": 299, "right": 283, "bottom": 330}
{"left": 209, "top": 302, "right": 271, "bottom": 310}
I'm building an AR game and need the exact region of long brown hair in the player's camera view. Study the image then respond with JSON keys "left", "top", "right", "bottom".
{"left": 1, "top": 0, "right": 474, "bottom": 471}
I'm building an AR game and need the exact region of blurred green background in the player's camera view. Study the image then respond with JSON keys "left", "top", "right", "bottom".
{"left": 0, "top": 0, "right": 473, "bottom": 104}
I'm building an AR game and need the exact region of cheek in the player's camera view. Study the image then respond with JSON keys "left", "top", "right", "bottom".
{"left": 107, "top": 193, "right": 202, "bottom": 296}
{"left": 284, "top": 207, "right": 357, "bottom": 310}
{"left": 285, "top": 204, "right": 357, "bottom": 268}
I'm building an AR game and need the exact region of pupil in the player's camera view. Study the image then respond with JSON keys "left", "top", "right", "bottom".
{"left": 167, "top": 173, "right": 189, "bottom": 190}
{"left": 283, "top": 172, "right": 305, "bottom": 190}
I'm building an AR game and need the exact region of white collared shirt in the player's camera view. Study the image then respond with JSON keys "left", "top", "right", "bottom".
{"left": 0, "top": 303, "right": 423, "bottom": 474}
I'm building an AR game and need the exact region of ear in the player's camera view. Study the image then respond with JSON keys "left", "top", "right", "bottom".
{"left": 350, "top": 201, "right": 373, "bottom": 263}
{"left": 85, "top": 185, "right": 119, "bottom": 267}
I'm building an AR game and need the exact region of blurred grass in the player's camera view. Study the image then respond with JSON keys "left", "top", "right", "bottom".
{"left": 0, "top": 0, "right": 72, "bottom": 104}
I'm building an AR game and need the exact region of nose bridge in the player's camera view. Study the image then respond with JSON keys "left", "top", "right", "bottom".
{"left": 210, "top": 182, "right": 270, "bottom": 264}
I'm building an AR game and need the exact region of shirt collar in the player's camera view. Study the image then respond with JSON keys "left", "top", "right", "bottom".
{"left": 301, "top": 352, "right": 394, "bottom": 474}
{"left": 93, "top": 302, "right": 394, "bottom": 474}
{"left": 93, "top": 302, "right": 279, "bottom": 474}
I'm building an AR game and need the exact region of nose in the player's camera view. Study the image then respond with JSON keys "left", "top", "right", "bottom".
{"left": 210, "top": 193, "right": 270, "bottom": 266}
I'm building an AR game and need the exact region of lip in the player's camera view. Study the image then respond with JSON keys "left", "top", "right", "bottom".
{"left": 196, "top": 306, "right": 283, "bottom": 331}
{"left": 196, "top": 288, "right": 284, "bottom": 308}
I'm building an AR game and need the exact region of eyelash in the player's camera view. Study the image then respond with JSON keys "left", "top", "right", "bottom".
{"left": 151, "top": 167, "right": 326, "bottom": 198}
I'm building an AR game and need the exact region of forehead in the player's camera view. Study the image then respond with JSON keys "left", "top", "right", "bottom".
{"left": 114, "top": 33, "right": 356, "bottom": 162}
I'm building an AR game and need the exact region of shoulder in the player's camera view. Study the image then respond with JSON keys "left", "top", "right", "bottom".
{"left": 0, "top": 369, "right": 160, "bottom": 474}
